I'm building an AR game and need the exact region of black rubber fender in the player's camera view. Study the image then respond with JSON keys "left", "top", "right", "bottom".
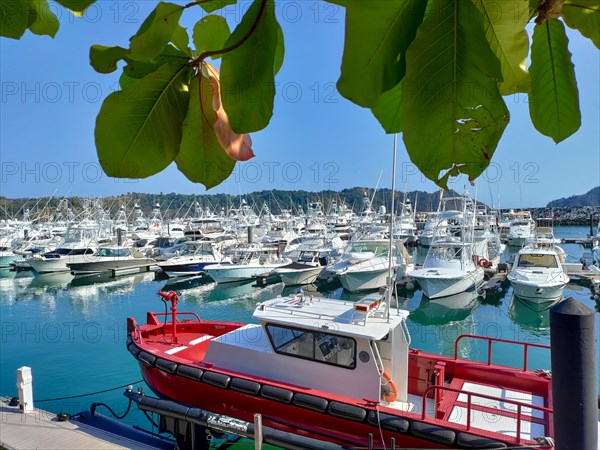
{"left": 138, "top": 351, "right": 157, "bottom": 367}
{"left": 410, "top": 421, "right": 455, "bottom": 445}
{"left": 175, "top": 364, "right": 203, "bottom": 381}
{"left": 293, "top": 393, "right": 329, "bottom": 413}
{"left": 155, "top": 358, "right": 177, "bottom": 374}
{"left": 456, "top": 432, "right": 507, "bottom": 448}
{"left": 327, "top": 401, "right": 366, "bottom": 422}
{"left": 231, "top": 378, "right": 261, "bottom": 396}
{"left": 202, "top": 371, "right": 231, "bottom": 389}
{"left": 260, "top": 385, "right": 293, "bottom": 404}
{"left": 128, "top": 343, "right": 141, "bottom": 358}
{"left": 366, "top": 411, "right": 409, "bottom": 433}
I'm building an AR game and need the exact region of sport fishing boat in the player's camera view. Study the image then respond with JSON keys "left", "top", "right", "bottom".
{"left": 67, "top": 246, "right": 156, "bottom": 275}
{"left": 127, "top": 288, "right": 556, "bottom": 449}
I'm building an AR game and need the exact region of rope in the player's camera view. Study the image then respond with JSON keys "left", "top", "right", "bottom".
{"left": 34, "top": 380, "right": 144, "bottom": 403}
{"left": 91, "top": 398, "right": 132, "bottom": 420}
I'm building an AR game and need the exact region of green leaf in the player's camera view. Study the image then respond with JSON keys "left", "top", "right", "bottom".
{"left": 198, "top": 0, "right": 237, "bottom": 14}
{"left": 28, "top": 0, "right": 59, "bottom": 37}
{"left": 54, "top": 0, "right": 95, "bottom": 16}
{"left": 193, "top": 14, "right": 230, "bottom": 57}
{"left": 89, "top": 45, "right": 128, "bottom": 74}
{"left": 221, "top": 0, "right": 278, "bottom": 133}
{"left": 372, "top": 81, "right": 403, "bottom": 133}
{"left": 472, "top": 0, "right": 530, "bottom": 95}
{"left": 176, "top": 75, "right": 236, "bottom": 189}
{"left": 123, "top": 45, "right": 189, "bottom": 79}
{"left": 129, "top": 2, "right": 183, "bottom": 61}
{"left": 274, "top": 21, "right": 284, "bottom": 74}
{"left": 1, "top": 0, "right": 28, "bottom": 39}
{"left": 562, "top": 0, "right": 600, "bottom": 49}
{"left": 337, "top": 0, "right": 427, "bottom": 108}
{"left": 172, "top": 24, "right": 192, "bottom": 56}
{"left": 401, "top": 0, "right": 509, "bottom": 190}
{"left": 529, "top": 19, "right": 581, "bottom": 143}
{"left": 95, "top": 62, "right": 192, "bottom": 178}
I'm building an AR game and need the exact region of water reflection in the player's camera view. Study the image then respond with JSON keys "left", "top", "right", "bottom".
{"left": 409, "top": 290, "right": 479, "bottom": 325}
{"left": 509, "top": 294, "right": 561, "bottom": 331}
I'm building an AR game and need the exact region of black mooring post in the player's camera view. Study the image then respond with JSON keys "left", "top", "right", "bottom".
{"left": 550, "top": 298, "right": 598, "bottom": 450}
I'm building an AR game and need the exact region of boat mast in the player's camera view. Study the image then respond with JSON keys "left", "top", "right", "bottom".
{"left": 386, "top": 134, "right": 398, "bottom": 319}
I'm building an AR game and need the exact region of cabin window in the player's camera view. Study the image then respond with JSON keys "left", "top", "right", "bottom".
{"left": 517, "top": 254, "right": 558, "bottom": 268}
{"left": 266, "top": 324, "right": 356, "bottom": 369}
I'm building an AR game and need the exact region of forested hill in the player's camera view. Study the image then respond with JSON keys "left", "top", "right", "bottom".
{"left": 546, "top": 187, "right": 600, "bottom": 207}
{"left": 1, "top": 188, "right": 455, "bottom": 219}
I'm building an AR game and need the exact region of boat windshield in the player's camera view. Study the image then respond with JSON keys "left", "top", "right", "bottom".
{"left": 96, "top": 248, "right": 130, "bottom": 257}
{"left": 266, "top": 324, "right": 356, "bottom": 369}
{"left": 517, "top": 253, "right": 558, "bottom": 268}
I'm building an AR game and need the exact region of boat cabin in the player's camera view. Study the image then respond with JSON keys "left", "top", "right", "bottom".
{"left": 202, "top": 291, "right": 411, "bottom": 405}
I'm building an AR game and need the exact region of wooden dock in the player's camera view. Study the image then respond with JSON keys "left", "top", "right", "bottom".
{"left": 0, "top": 397, "right": 165, "bottom": 450}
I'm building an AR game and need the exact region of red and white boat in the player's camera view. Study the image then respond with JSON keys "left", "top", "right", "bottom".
{"left": 127, "top": 289, "right": 555, "bottom": 448}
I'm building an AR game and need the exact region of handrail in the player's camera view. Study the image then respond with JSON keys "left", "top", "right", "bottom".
{"left": 454, "top": 334, "right": 550, "bottom": 372}
{"left": 153, "top": 311, "right": 202, "bottom": 323}
{"left": 421, "top": 384, "right": 552, "bottom": 444}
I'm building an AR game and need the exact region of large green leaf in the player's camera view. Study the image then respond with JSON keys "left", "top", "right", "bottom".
{"left": 193, "top": 15, "right": 230, "bottom": 57}
{"left": 221, "top": 0, "right": 278, "bottom": 133}
{"left": 199, "top": 0, "right": 237, "bottom": 14}
{"left": 176, "top": 75, "right": 235, "bottom": 189}
{"left": 89, "top": 45, "right": 128, "bottom": 74}
{"left": 372, "top": 81, "right": 403, "bottom": 133}
{"left": 54, "top": 0, "right": 95, "bottom": 16}
{"left": 529, "top": 19, "right": 581, "bottom": 143}
{"left": 172, "top": 24, "right": 191, "bottom": 56}
{"left": 123, "top": 45, "right": 189, "bottom": 79}
{"left": 28, "top": 0, "right": 59, "bottom": 37}
{"left": 472, "top": 0, "right": 530, "bottom": 95}
{"left": 0, "top": 0, "right": 28, "bottom": 39}
{"left": 95, "top": 62, "right": 191, "bottom": 178}
{"left": 337, "top": 0, "right": 427, "bottom": 108}
{"left": 562, "top": 0, "right": 600, "bottom": 49}
{"left": 401, "top": 0, "right": 508, "bottom": 189}
{"left": 273, "top": 21, "right": 284, "bottom": 74}
{"left": 129, "top": 2, "right": 183, "bottom": 61}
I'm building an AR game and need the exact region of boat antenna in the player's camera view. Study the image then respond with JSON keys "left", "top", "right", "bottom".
{"left": 386, "top": 134, "right": 398, "bottom": 319}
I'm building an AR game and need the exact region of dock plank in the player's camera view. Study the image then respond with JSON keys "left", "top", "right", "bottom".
{"left": 0, "top": 398, "right": 156, "bottom": 450}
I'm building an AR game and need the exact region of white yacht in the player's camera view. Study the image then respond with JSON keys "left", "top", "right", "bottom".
{"left": 274, "top": 249, "right": 328, "bottom": 286}
{"left": 205, "top": 244, "right": 289, "bottom": 284}
{"left": 506, "top": 211, "right": 536, "bottom": 247}
{"left": 411, "top": 197, "right": 484, "bottom": 299}
{"left": 330, "top": 240, "right": 414, "bottom": 292}
{"left": 28, "top": 225, "right": 102, "bottom": 273}
{"left": 507, "top": 246, "right": 569, "bottom": 304}
{"left": 157, "top": 241, "right": 227, "bottom": 278}
{"left": 67, "top": 246, "right": 156, "bottom": 275}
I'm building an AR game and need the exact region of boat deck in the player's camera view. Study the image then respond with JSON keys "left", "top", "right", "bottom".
{"left": 147, "top": 332, "right": 215, "bottom": 361}
{"left": 444, "top": 380, "right": 548, "bottom": 441}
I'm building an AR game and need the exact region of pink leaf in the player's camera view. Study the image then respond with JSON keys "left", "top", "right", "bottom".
{"left": 205, "top": 63, "right": 254, "bottom": 162}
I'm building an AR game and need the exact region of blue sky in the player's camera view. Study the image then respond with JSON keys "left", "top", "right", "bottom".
{"left": 1, "top": 1, "right": 598, "bottom": 208}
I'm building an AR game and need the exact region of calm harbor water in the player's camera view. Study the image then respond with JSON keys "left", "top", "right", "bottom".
{"left": 1, "top": 226, "right": 598, "bottom": 440}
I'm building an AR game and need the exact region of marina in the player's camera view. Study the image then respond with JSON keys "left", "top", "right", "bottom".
{"left": 1, "top": 223, "right": 598, "bottom": 449}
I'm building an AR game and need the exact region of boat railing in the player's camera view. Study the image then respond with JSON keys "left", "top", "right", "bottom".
{"left": 454, "top": 334, "right": 550, "bottom": 372}
{"left": 421, "top": 384, "right": 552, "bottom": 444}
{"left": 153, "top": 311, "right": 202, "bottom": 323}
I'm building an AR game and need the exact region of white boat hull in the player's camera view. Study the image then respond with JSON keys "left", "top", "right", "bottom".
{"left": 508, "top": 278, "right": 567, "bottom": 304}
{"left": 68, "top": 258, "right": 155, "bottom": 275}
{"left": 411, "top": 267, "right": 484, "bottom": 299}
{"left": 276, "top": 266, "right": 323, "bottom": 286}
{"left": 338, "top": 267, "right": 390, "bottom": 292}
{"left": 29, "top": 254, "right": 93, "bottom": 273}
{"left": 207, "top": 263, "right": 286, "bottom": 284}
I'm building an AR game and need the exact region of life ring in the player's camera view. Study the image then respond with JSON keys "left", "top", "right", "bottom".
{"left": 381, "top": 371, "right": 398, "bottom": 403}
{"left": 478, "top": 258, "right": 491, "bottom": 268}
